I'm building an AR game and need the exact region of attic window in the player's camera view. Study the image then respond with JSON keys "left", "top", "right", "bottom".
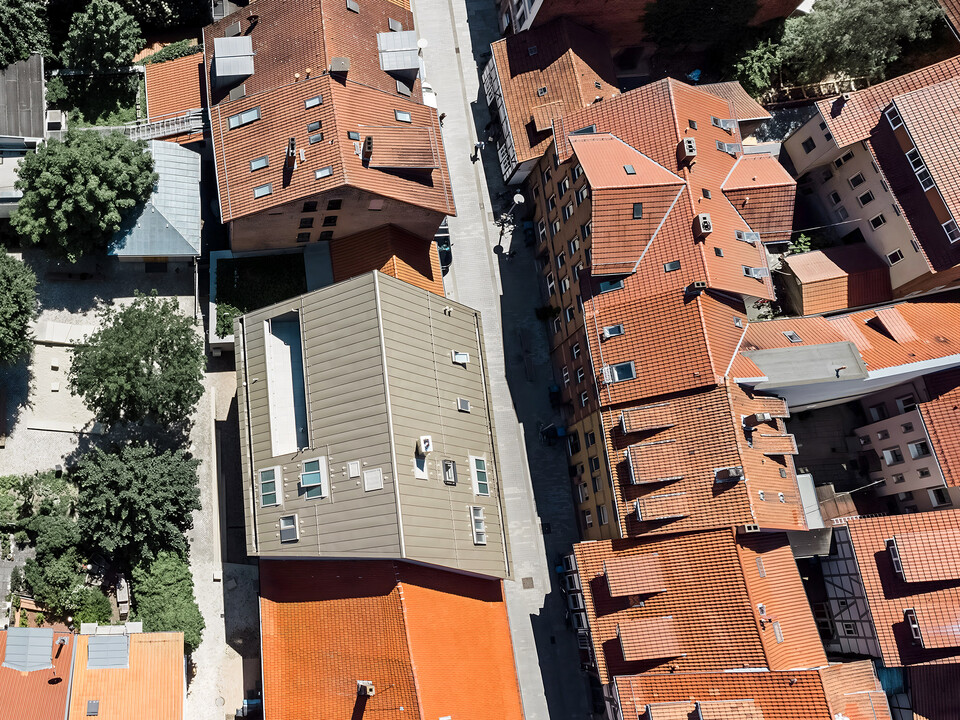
{"left": 528, "top": 45, "right": 538, "bottom": 56}
{"left": 253, "top": 184, "right": 272, "bottom": 198}
{"left": 624, "top": 165, "right": 636, "bottom": 175}
{"left": 388, "top": 17, "right": 402, "bottom": 31}
{"left": 714, "top": 247, "right": 723, "bottom": 257}
{"left": 227, "top": 106, "right": 260, "bottom": 129}
{"left": 395, "top": 110, "right": 412, "bottom": 123}
{"left": 315, "top": 166, "right": 333, "bottom": 179}
{"left": 632, "top": 203, "right": 643, "bottom": 219}
{"left": 782, "top": 331, "right": 802, "bottom": 343}
{"left": 702, "top": 189, "right": 711, "bottom": 199}
{"left": 307, "top": 121, "right": 322, "bottom": 132}
{"left": 309, "top": 133, "right": 324, "bottom": 144}
{"left": 346, "top": 0, "right": 359, "bottom": 12}
{"left": 663, "top": 260, "right": 680, "bottom": 272}
{"left": 536, "top": 86, "right": 547, "bottom": 97}
{"left": 304, "top": 95, "right": 323, "bottom": 109}
{"left": 348, "top": 131, "right": 361, "bottom": 141}
{"left": 249, "top": 156, "right": 269, "bottom": 171}
{"left": 689, "top": 119, "right": 697, "bottom": 130}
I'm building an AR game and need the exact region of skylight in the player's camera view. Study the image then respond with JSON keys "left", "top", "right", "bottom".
{"left": 227, "top": 106, "right": 260, "bottom": 130}
{"left": 624, "top": 165, "right": 636, "bottom": 174}
{"left": 315, "top": 166, "right": 333, "bottom": 179}
{"left": 249, "top": 156, "right": 269, "bottom": 171}
{"left": 395, "top": 110, "right": 412, "bottom": 123}
{"left": 783, "top": 331, "right": 802, "bottom": 343}
{"left": 304, "top": 95, "right": 323, "bottom": 109}
{"left": 253, "top": 184, "right": 272, "bottom": 198}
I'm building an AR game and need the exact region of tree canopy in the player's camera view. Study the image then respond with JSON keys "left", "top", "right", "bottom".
{"left": 61, "top": 0, "right": 143, "bottom": 71}
{"left": 0, "top": 0, "right": 48, "bottom": 67}
{"left": 11, "top": 130, "right": 157, "bottom": 263}
{"left": 74, "top": 587, "right": 113, "bottom": 625}
{"left": 69, "top": 293, "right": 205, "bottom": 426}
{"left": 132, "top": 552, "right": 205, "bottom": 653}
{"left": 24, "top": 550, "right": 84, "bottom": 616}
{"left": 0, "top": 252, "right": 37, "bottom": 365}
{"left": 74, "top": 443, "right": 201, "bottom": 565}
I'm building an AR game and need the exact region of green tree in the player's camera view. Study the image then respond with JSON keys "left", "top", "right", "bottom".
{"left": 74, "top": 587, "right": 113, "bottom": 624}
{"left": 132, "top": 552, "right": 204, "bottom": 653}
{"left": 113, "top": 0, "right": 208, "bottom": 29}
{"left": 26, "top": 513, "right": 81, "bottom": 558}
{"left": 780, "top": 0, "right": 941, "bottom": 83}
{"left": 0, "top": 0, "right": 48, "bottom": 67}
{"left": 0, "top": 252, "right": 37, "bottom": 365}
{"left": 735, "top": 39, "right": 781, "bottom": 98}
{"left": 11, "top": 131, "right": 157, "bottom": 262}
{"left": 74, "top": 443, "right": 201, "bottom": 564}
{"left": 68, "top": 293, "right": 204, "bottom": 425}
{"left": 23, "top": 550, "right": 84, "bottom": 616}
{"left": 61, "top": 0, "right": 143, "bottom": 71}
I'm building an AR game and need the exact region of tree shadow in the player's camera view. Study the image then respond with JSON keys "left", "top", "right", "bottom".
{"left": 0, "top": 355, "right": 34, "bottom": 440}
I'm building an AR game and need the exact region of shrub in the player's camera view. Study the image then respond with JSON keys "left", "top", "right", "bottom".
{"left": 74, "top": 587, "right": 113, "bottom": 625}
{"left": 132, "top": 552, "right": 205, "bottom": 653}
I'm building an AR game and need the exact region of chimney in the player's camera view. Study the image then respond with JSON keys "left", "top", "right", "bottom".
{"left": 362, "top": 136, "right": 374, "bottom": 162}
{"left": 285, "top": 138, "right": 297, "bottom": 168}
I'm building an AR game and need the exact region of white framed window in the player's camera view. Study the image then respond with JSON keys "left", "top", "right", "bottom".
{"left": 228, "top": 106, "right": 261, "bottom": 129}
{"left": 858, "top": 190, "right": 875, "bottom": 206}
{"left": 538, "top": 220, "right": 547, "bottom": 243}
{"left": 470, "top": 506, "right": 487, "bottom": 545}
{"left": 304, "top": 95, "right": 323, "bottom": 108}
{"left": 560, "top": 276, "right": 571, "bottom": 293}
{"left": 885, "top": 105, "right": 903, "bottom": 129}
{"left": 883, "top": 447, "right": 905, "bottom": 465}
{"left": 577, "top": 482, "right": 588, "bottom": 503}
{"left": 905, "top": 609, "right": 922, "bottom": 643}
{"left": 908, "top": 440, "right": 931, "bottom": 459}
{"left": 772, "top": 620, "right": 784, "bottom": 643}
{"left": 562, "top": 202, "right": 574, "bottom": 221}
{"left": 572, "top": 342, "right": 581, "bottom": 358}
{"left": 559, "top": 176, "right": 571, "bottom": 195}
{"left": 470, "top": 456, "right": 490, "bottom": 496}
{"left": 870, "top": 213, "right": 887, "bottom": 230}
{"left": 930, "top": 487, "right": 952, "bottom": 507}
{"left": 581, "top": 220, "right": 592, "bottom": 238}
{"left": 552, "top": 317, "right": 562, "bottom": 334}
{"left": 551, "top": 219, "right": 561, "bottom": 236}
{"left": 836, "top": 206, "right": 849, "bottom": 221}
{"left": 572, "top": 164, "right": 583, "bottom": 180}
{"left": 575, "top": 185, "right": 589, "bottom": 205}
{"left": 583, "top": 509, "right": 593, "bottom": 527}
{"left": 547, "top": 194, "right": 557, "bottom": 211}
{"left": 576, "top": 367, "right": 585, "bottom": 383}
{"left": 895, "top": 395, "right": 916, "bottom": 414}
{"left": 561, "top": 365, "right": 570, "bottom": 386}
{"left": 556, "top": 251, "right": 565, "bottom": 268}
{"left": 848, "top": 172, "right": 865, "bottom": 189}
{"left": 394, "top": 109, "right": 412, "bottom": 123}
{"left": 300, "top": 457, "right": 329, "bottom": 499}
{"left": 944, "top": 219, "right": 960, "bottom": 243}
{"left": 253, "top": 184, "right": 273, "bottom": 199}
{"left": 756, "top": 557, "right": 766, "bottom": 577}
{"left": 579, "top": 391, "right": 589, "bottom": 407}
{"left": 279, "top": 515, "right": 298, "bottom": 543}
{"left": 249, "top": 156, "right": 269, "bottom": 171}
{"left": 564, "top": 306, "right": 575, "bottom": 323}
{"left": 598, "top": 505, "right": 608, "bottom": 525}
{"left": 886, "top": 249, "right": 903, "bottom": 265}
{"left": 414, "top": 454, "right": 428, "bottom": 479}
{"left": 605, "top": 361, "right": 636, "bottom": 383}
{"left": 568, "top": 236, "right": 580, "bottom": 255}
{"left": 443, "top": 459, "right": 458, "bottom": 486}
{"left": 546, "top": 272, "right": 556, "bottom": 296}
{"left": 829, "top": 191, "right": 841, "bottom": 205}
{"left": 573, "top": 261, "right": 583, "bottom": 281}
{"left": 259, "top": 467, "right": 280, "bottom": 507}
{"left": 363, "top": 467, "right": 384, "bottom": 492}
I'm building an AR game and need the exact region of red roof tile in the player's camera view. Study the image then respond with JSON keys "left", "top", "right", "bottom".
{"left": 783, "top": 244, "right": 892, "bottom": 315}
{"left": 700, "top": 82, "right": 772, "bottom": 122}
{"left": 919, "top": 369, "right": 960, "bottom": 487}
{"left": 573, "top": 530, "right": 826, "bottom": 684}
{"left": 604, "top": 553, "right": 666, "bottom": 596}
{"left": 488, "top": 17, "right": 619, "bottom": 165}
{"left": 329, "top": 224, "right": 444, "bottom": 295}
{"left": 143, "top": 53, "right": 206, "bottom": 144}
{"left": 816, "top": 56, "right": 960, "bottom": 147}
{"left": 943, "top": 0, "right": 960, "bottom": 31}
{"left": 615, "top": 661, "right": 891, "bottom": 720}
{"left": 259, "top": 559, "right": 523, "bottom": 720}
{"left": 0, "top": 630, "right": 73, "bottom": 720}
{"left": 841, "top": 510, "right": 960, "bottom": 666}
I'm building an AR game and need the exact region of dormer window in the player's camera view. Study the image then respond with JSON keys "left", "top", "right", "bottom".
{"left": 536, "top": 86, "right": 547, "bottom": 97}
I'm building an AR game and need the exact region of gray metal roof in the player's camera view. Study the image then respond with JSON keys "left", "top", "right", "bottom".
{"left": 111, "top": 141, "right": 202, "bottom": 258}
{"left": 87, "top": 634, "right": 130, "bottom": 669}
{"left": 213, "top": 36, "right": 255, "bottom": 79}
{"left": 1, "top": 627, "right": 53, "bottom": 672}
{"left": 377, "top": 31, "right": 420, "bottom": 73}
{"left": 0, "top": 54, "right": 45, "bottom": 139}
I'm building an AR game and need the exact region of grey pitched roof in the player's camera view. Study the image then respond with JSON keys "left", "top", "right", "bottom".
{"left": 1, "top": 627, "right": 53, "bottom": 672}
{"left": 111, "top": 140, "right": 202, "bottom": 257}
{"left": 87, "top": 634, "right": 130, "bottom": 669}
{"left": 0, "top": 54, "right": 45, "bottom": 139}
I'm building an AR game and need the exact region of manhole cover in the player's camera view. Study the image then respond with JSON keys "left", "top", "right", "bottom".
{"left": 521, "top": 576, "right": 535, "bottom": 589}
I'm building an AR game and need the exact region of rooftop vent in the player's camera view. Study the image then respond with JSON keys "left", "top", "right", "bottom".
{"left": 680, "top": 137, "right": 697, "bottom": 160}
{"left": 87, "top": 700, "right": 99, "bottom": 717}
{"left": 536, "top": 86, "right": 547, "bottom": 97}
{"left": 330, "top": 57, "right": 351, "bottom": 73}
{"left": 212, "top": 36, "right": 255, "bottom": 88}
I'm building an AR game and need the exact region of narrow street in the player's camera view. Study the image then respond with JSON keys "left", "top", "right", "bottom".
{"left": 410, "top": 0, "right": 592, "bottom": 717}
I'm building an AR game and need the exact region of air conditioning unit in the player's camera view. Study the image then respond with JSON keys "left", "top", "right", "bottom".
{"left": 357, "top": 681, "right": 376, "bottom": 697}
{"left": 680, "top": 137, "right": 697, "bottom": 159}
{"left": 736, "top": 230, "right": 761, "bottom": 244}
{"left": 457, "top": 397, "right": 471, "bottom": 412}
{"left": 418, "top": 435, "right": 434, "bottom": 454}
{"left": 695, "top": 213, "right": 713, "bottom": 235}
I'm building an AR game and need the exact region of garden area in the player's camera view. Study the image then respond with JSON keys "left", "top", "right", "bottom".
{"left": 215, "top": 254, "right": 308, "bottom": 337}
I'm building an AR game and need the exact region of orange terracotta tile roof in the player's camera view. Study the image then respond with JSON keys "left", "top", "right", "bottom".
{"left": 573, "top": 529, "right": 826, "bottom": 684}
{"left": 209, "top": 75, "right": 454, "bottom": 222}
{"left": 721, "top": 154, "right": 797, "bottom": 244}
{"left": 259, "top": 559, "right": 523, "bottom": 720}
{"left": 919, "top": 369, "right": 960, "bottom": 487}
{"left": 615, "top": 661, "right": 891, "bottom": 720}
{"left": 700, "top": 81, "right": 772, "bottom": 122}
{"left": 604, "top": 553, "right": 666, "bottom": 596}
{"left": 558, "top": 79, "right": 784, "bottom": 298}
{"left": 488, "top": 17, "right": 619, "bottom": 164}
{"left": 143, "top": 53, "right": 206, "bottom": 144}
{"left": 943, "top": 0, "right": 960, "bottom": 31}
{"left": 68, "top": 633, "right": 184, "bottom": 720}
{"left": 783, "top": 244, "right": 892, "bottom": 315}
{"left": 840, "top": 510, "right": 960, "bottom": 666}
{"left": 816, "top": 55, "right": 960, "bottom": 147}
{"left": 602, "top": 383, "right": 805, "bottom": 537}
{"left": 366, "top": 125, "right": 440, "bottom": 169}
{"left": 329, "top": 224, "right": 444, "bottom": 295}
{"left": 0, "top": 630, "right": 73, "bottom": 720}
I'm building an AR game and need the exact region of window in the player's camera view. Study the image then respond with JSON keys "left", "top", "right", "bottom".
{"left": 632, "top": 203, "right": 643, "bottom": 219}
{"left": 663, "top": 260, "right": 681, "bottom": 273}
{"left": 836, "top": 206, "right": 849, "bottom": 221}
{"left": 842, "top": 622, "right": 856, "bottom": 636}
{"left": 599, "top": 505, "right": 608, "bottom": 525}
{"left": 324, "top": 199, "right": 342, "bottom": 212}
{"left": 877, "top": 429, "right": 890, "bottom": 440}
{"left": 259, "top": 468, "right": 279, "bottom": 507}
{"left": 308, "top": 130, "right": 324, "bottom": 144}
{"left": 228, "top": 106, "right": 261, "bottom": 129}
{"left": 547, "top": 194, "right": 557, "bottom": 211}
{"left": 801, "top": 138, "right": 816, "bottom": 153}
{"left": 304, "top": 95, "right": 323, "bottom": 109}
{"left": 306, "top": 120, "right": 322, "bottom": 133}
{"left": 572, "top": 164, "right": 583, "bottom": 180}
{"left": 348, "top": 131, "right": 361, "bottom": 141}
{"left": 536, "top": 86, "right": 547, "bottom": 97}
{"left": 702, "top": 189, "right": 711, "bottom": 199}
{"left": 303, "top": 201, "right": 318, "bottom": 213}
{"left": 561, "top": 365, "right": 570, "bottom": 387}
{"left": 598, "top": 279, "right": 624, "bottom": 293}
{"left": 560, "top": 276, "right": 570, "bottom": 294}
{"left": 470, "top": 506, "right": 487, "bottom": 545}
{"left": 537, "top": 220, "right": 547, "bottom": 243}
{"left": 414, "top": 455, "right": 428, "bottom": 479}
{"left": 602, "top": 324, "right": 624, "bottom": 338}
{"left": 346, "top": 0, "right": 359, "bottom": 11}
{"left": 562, "top": 202, "right": 574, "bottom": 221}
{"left": 395, "top": 109, "right": 412, "bottom": 123}
{"left": 886, "top": 248, "right": 904, "bottom": 265}
{"left": 576, "top": 185, "right": 589, "bottom": 205}
{"left": 580, "top": 391, "right": 589, "bottom": 407}
{"left": 901, "top": 422, "right": 914, "bottom": 433}
{"left": 567, "top": 236, "right": 580, "bottom": 255}
{"left": 572, "top": 342, "right": 581, "bottom": 359}
{"left": 253, "top": 184, "right": 272, "bottom": 198}
{"left": 908, "top": 440, "right": 931, "bottom": 459}
{"left": 442, "top": 459, "right": 458, "bottom": 486}
{"left": 870, "top": 214, "right": 887, "bottom": 230}
{"left": 300, "top": 458, "right": 328, "bottom": 499}
{"left": 783, "top": 331, "right": 802, "bottom": 343}
{"left": 772, "top": 620, "right": 784, "bottom": 643}
{"left": 858, "top": 190, "right": 875, "bottom": 206}
{"left": 848, "top": 173, "right": 865, "bottom": 189}
{"left": 918, "top": 467, "right": 931, "bottom": 479}
{"left": 868, "top": 403, "right": 888, "bottom": 422}
{"left": 885, "top": 105, "right": 903, "bottom": 129}
{"left": 905, "top": 609, "right": 922, "bottom": 642}
{"left": 296, "top": 232, "right": 310, "bottom": 243}
{"left": 943, "top": 220, "right": 960, "bottom": 243}
{"left": 471, "top": 457, "right": 490, "bottom": 496}
{"left": 893, "top": 473, "right": 905, "bottom": 483}
{"left": 552, "top": 317, "right": 562, "bottom": 334}
{"left": 756, "top": 557, "right": 766, "bottom": 577}
{"left": 689, "top": 119, "right": 698, "bottom": 130}
{"left": 895, "top": 395, "right": 916, "bottom": 414}
{"left": 624, "top": 164, "right": 636, "bottom": 175}
{"left": 898, "top": 491, "right": 914, "bottom": 501}
{"left": 882, "top": 447, "right": 905, "bottom": 466}
{"left": 315, "top": 166, "right": 333, "bottom": 180}
{"left": 559, "top": 177, "right": 570, "bottom": 195}
{"left": 576, "top": 367, "right": 585, "bottom": 383}
{"left": 556, "top": 251, "right": 565, "bottom": 268}
{"left": 323, "top": 215, "right": 337, "bottom": 226}
{"left": 542, "top": 167, "right": 552, "bottom": 185}
{"left": 714, "top": 247, "right": 724, "bottom": 257}
{"left": 585, "top": 431, "right": 596, "bottom": 447}
{"left": 546, "top": 273, "right": 556, "bottom": 296}
{"left": 249, "top": 156, "right": 269, "bottom": 171}
{"left": 363, "top": 468, "right": 384, "bottom": 491}
{"left": 606, "top": 361, "right": 636, "bottom": 382}
{"left": 565, "top": 306, "right": 575, "bottom": 323}
{"left": 551, "top": 219, "right": 561, "bottom": 236}
{"left": 583, "top": 509, "right": 593, "bottom": 527}
{"left": 319, "top": 231, "right": 333, "bottom": 240}
{"left": 573, "top": 261, "right": 583, "bottom": 281}
{"left": 834, "top": 150, "right": 854, "bottom": 168}
{"left": 279, "top": 515, "right": 299, "bottom": 542}
{"left": 299, "top": 217, "right": 314, "bottom": 229}
{"left": 581, "top": 221, "right": 592, "bottom": 238}
{"left": 589, "top": 456, "right": 600, "bottom": 472}
{"left": 859, "top": 435, "right": 872, "bottom": 446}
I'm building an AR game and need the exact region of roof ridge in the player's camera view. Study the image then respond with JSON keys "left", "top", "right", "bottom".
{"left": 731, "top": 528, "right": 769, "bottom": 663}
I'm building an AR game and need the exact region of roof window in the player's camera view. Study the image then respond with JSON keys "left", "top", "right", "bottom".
{"left": 388, "top": 17, "right": 402, "bottom": 31}
{"left": 307, "top": 121, "right": 321, "bottom": 133}
{"left": 633, "top": 203, "right": 643, "bottom": 219}
{"left": 395, "top": 109, "right": 412, "bottom": 123}
{"left": 304, "top": 95, "right": 323, "bottom": 109}
{"left": 689, "top": 119, "right": 697, "bottom": 130}
{"left": 346, "top": 0, "right": 359, "bottom": 12}
{"left": 601, "top": 324, "right": 624, "bottom": 339}
{"left": 309, "top": 133, "right": 324, "bottom": 144}
{"left": 702, "top": 188, "right": 711, "bottom": 199}
{"left": 315, "top": 166, "right": 333, "bottom": 179}
{"left": 624, "top": 164, "right": 636, "bottom": 175}
{"left": 528, "top": 45, "right": 538, "bottom": 56}
{"left": 742, "top": 265, "right": 768, "bottom": 279}
{"left": 253, "top": 184, "right": 272, "bottom": 198}
{"left": 227, "top": 106, "right": 260, "bottom": 129}
{"left": 348, "top": 131, "right": 361, "bottom": 141}
{"left": 571, "top": 124, "right": 596, "bottom": 134}
{"left": 536, "top": 86, "right": 547, "bottom": 97}
{"left": 249, "top": 156, "right": 269, "bottom": 171}
{"left": 663, "top": 260, "right": 680, "bottom": 272}
{"left": 715, "top": 247, "right": 723, "bottom": 257}
{"left": 782, "top": 331, "right": 802, "bottom": 343}
{"left": 717, "top": 140, "right": 741, "bottom": 155}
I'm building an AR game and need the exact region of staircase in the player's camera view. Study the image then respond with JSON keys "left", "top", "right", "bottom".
{"left": 86, "top": 109, "right": 205, "bottom": 141}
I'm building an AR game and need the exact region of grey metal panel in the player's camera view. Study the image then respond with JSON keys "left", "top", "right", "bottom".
{"left": 1, "top": 627, "right": 53, "bottom": 671}
{"left": 0, "top": 54, "right": 44, "bottom": 138}
{"left": 213, "top": 36, "right": 254, "bottom": 79}
{"left": 377, "top": 31, "right": 420, "bottom": 72}
{"left": 87, "top": 634, "right": 130, "bottom": 669}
